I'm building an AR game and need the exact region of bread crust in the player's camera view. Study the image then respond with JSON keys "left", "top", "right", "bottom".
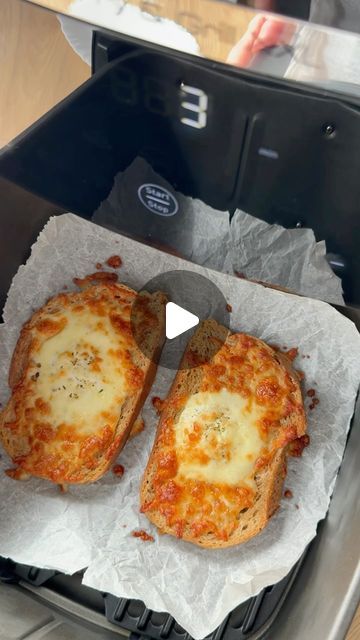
{"left": 0, "top": 282, "right": 166, "bottom": 484}
{"left": 140, "top": 319, "right": 306, "bottom": 548}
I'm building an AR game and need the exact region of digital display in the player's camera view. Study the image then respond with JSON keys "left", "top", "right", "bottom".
{"left": 103, "top": 50, "right": 249, "bottom": 210}
{"left": 112, "top": 68, "right": 208, "bottom": 129}
{"left": 3, "top": 42, "right": 247, "bottom": 216}
{"left": 180, "top": 84, "right": 208, "bottom": 129}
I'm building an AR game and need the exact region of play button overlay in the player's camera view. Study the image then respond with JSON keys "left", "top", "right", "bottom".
{"left": 166, "top": 302, "right": 199, "bottom": 339}
{"left": 131, "top": 270, "right": 230, "bottom": 370}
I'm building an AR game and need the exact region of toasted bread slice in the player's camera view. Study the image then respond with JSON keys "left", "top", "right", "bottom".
{"left": 140, "top": 319, "right": 306, "bottom": 548}
{"left": 0, "top": 282, "right": 166, "bottom": 484}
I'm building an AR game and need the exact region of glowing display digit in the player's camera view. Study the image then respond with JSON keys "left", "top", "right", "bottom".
{"left": 180, "top": 85, "right": 208, "bottom": 129}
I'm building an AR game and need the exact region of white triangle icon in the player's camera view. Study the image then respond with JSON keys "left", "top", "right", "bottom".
{"left": 166, "top": 302, "right": 199, "bottom": 340}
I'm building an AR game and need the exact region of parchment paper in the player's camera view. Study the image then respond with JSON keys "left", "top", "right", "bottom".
{"left": 93, "top": 157, "right": 344, "bottom": 304}
{"left": 0, "top": 214, "right": 359, "bottom": 639}
{"left": 93, "top": 157, "right": 232, "bottom": 274}
{"left": 230, "top": 209, "right": 344, "bottom": 303}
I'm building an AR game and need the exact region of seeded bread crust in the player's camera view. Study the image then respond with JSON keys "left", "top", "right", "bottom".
{"left": 140, "top": 319, "right": 306, "bottom": 548}
{"left": 0, "top": 282, "right": 166, "bottom": 484}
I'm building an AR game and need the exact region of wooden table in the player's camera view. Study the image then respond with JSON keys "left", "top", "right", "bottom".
{"left": 0, "top": 1, "right": 359, "bottom": 638}
{"left": 0, "top": 0, "right": 89, "bottom": 146}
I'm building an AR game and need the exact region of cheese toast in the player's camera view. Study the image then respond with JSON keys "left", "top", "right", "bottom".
{"left": 0, "top": 282, "right": 166, "bottom": 484}
{"left": 140, "top": 319, "right": 306, "bottom": 548}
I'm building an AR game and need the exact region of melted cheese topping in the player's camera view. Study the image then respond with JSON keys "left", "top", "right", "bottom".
{"left": 1, "top": 284, "right": 161, "bottom": 484}
{"left": 142, "top": 330, "right": 305, "bottom": 543}
{"left": 175, "top": 389, "right": 264, "bottom": 489}
{"left": 35, "top": 310, "right": 128, "bottom": 435}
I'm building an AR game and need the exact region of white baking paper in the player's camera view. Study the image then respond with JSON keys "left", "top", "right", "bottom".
{"left": 0, "top": 214, "right": 359, "bottom": 639}
{"left": 230, "top": 210, "right": 344, "bottom": 304}
{"left": 93, "top": 157, "right": 232, "bottom": 273}
{"left": 93, "top": 157, "right": 344, "bottom": 304}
